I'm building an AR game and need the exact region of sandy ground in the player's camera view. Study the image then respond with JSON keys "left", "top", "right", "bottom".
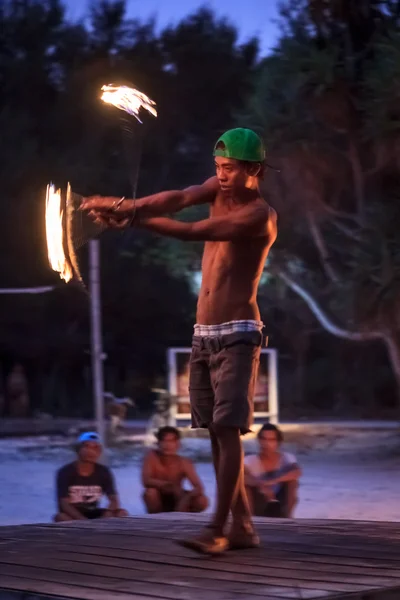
{"left": 0, "top": 432, "right": 399, "bottom": 526}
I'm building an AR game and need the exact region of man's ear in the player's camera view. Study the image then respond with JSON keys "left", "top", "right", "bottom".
{"left": 246, "top": 162, "right": 261, "bottom": 177}
{"left": 244, "top": 162, "right": 262, "bottom": 189}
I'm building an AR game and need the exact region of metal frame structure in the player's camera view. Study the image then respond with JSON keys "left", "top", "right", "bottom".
{"left": 167, "top": 346, "right": 279, "bottom": 426}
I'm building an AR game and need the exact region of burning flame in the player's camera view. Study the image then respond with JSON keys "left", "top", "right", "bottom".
{"left": 45, "top": 183, "right": 73, "bottom": 283}
{"left": 101, "top": 84, "right": 157, "bottom": 122}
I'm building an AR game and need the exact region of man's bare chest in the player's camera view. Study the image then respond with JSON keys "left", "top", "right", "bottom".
{"left": 153, "top": 456, "right": 183, "bottom": 481}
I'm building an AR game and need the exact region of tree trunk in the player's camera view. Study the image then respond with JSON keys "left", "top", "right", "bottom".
{"left": 275, "top": 269, "right": 400, "bottom": 408}
{"left": 293, "top": 330, "right": 310, "bottom": 414}
{"left": 383, "top": 335, "right": 400, "bottom": 409}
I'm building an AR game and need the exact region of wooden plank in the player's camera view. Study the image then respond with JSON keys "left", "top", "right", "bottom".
{"left": 6, "top": 516, "right": 400, "bottom": 545}
{"left": 0, "top": 547, "right": 374, "bottom": 597}
{"left": 0, "top": 554, "right": 383, "bottom": 595}
{"left": 2, "top": 515, "right": 399, "bottom": 531}
{"left": 0, "top": 565, "right": 287, "bottom": 600}
{"left": 23, "top": 517, "right": 399, "bottom": 537}
{"left": 4, "top": 535, "right": 400, "bottom": 583}
{"left": 3, "top": 526, "right": 400, "bottom": 572}
{"left": 0, "top": 575, "right": 162, "bottom": 600}
{"left": 1, "top": 575, "right": 400, "bottom": 600}
{"left": 2, "top": 517, "right": 400, "bottom": 600}
{"left": 22, "top": 546, "right": 400, "bottom": 589}
{"left": 38, "top": 515, "right": 398, "bottom": 532}
{"left": 17, "top": 526, "right": 400, "bottom": 564}
{"left": 33, "top": 543, "right": 400, "bottom": 580}
{"left": 4, "top": 534, "right": 397, "bottom": 578}
{"left": 14, "top": 524, "right": 400, "bottom": 563}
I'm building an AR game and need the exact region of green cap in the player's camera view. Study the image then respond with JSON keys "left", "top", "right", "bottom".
{"left": 213, "top": 128, "right": 265, "bottom": 162}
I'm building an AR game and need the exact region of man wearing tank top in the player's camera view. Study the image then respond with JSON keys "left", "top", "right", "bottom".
{"left": 245, "top": 423, "right": 302, "bottom": 518}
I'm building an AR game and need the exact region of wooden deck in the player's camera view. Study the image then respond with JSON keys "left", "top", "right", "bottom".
{"left": 0, "top": 514, "right": 400, "bottom": 600}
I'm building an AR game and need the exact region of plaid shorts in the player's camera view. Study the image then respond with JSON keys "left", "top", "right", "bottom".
{"left": 189, "top": 329, "right": 263, "bottom": 434}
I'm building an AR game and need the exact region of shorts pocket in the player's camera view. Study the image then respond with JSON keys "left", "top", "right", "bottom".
{"left": 224, "top": 343, "right": 260, "bottom": 361}
{"left": 189, "top": 347, "right": 213, "bottom": 392}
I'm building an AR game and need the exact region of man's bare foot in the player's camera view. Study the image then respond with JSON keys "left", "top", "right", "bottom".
{"left": 228, "top": 523, "right": 260, "bottom": 550}
{"left": 177, "top": 527, "right": 229, "bottom": 555}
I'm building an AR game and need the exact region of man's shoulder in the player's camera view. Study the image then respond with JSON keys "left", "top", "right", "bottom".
{"left": 244, "top": 454, "right": 259, "bottom": 466}
{"left": 281, "top": 451, "right": 298, "bottom": 465}
{"left": 184, "top": 177, "right": 218, "bottom": 206}
{"left": 180, "top": 455, "right": 193, "bottom": 468}
{"left": 234, "top": 198, "right": 273, "bottom": 232}
{"left": 255, "top": 199, "right": 277, "bottom": 222}
{"left": 57, "top": 461, "right": 76, "bottom": 477}
{"left": 56, "top": 461, "right": 77, "bottom": 479}
{"left": 201, "top": 177, "right": 219, "bottom": 202}
{"left": 267, "top": 204, "right": 277, "bottom": 222}
{"left": 144, "top": 449, "right": 159, "bottom": 463}
{"left": 94, "top": 462, "right": 112, "bottom": 476}
{"left": 203, "top": 176, "right": 219, "bottom": 191}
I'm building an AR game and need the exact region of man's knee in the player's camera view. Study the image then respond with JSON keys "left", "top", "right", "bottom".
{"left": 210, "top": 423, "right": 240, "bottom": 441}
{"left": 287, "top": 480, "right": 299, "bottom": 506}
{"left": 284, "top": 480, "right": 299, "bottom": 502}
{"left": 191, "top": 493, "right": 209, "bottom": 513}
{"left": 279, "top": 481, "right": 299, "bottom": 518}
{"left": 143, "top": 488, "right": 162, "bottom": 513}
{"left": 106, "top": 508, "right": 129, "bottom": 518}
{"left": 246, "top": 486, "right": 265, "bottom": 517}
{"left": 53, "top": 513, "right": 72, "bottom": 522}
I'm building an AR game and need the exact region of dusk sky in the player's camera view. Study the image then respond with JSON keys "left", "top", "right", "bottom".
{"left": 64, "top": 0, "right": 281, "bottom": 56}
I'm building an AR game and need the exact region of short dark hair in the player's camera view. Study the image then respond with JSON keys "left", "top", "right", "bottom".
{"left": 257, "top": 423, "right": 283, "bottom": 443}
{"left": 156, "top": 426, "right": 181, "bottom": 442}
{"left": 239, "top": 160, "right": 265, "bottom": 180}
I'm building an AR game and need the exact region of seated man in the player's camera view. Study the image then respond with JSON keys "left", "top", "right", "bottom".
{"left": 54, "top": 431, "right": 128, "bottom": 521}
{"left": 244, "top": 423, "right": 301, "bottom": 518}
{"left": 142, "top": 426, "right": 209, "bottom": 514}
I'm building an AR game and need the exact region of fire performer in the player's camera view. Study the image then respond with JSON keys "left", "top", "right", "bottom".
{"left": 80, "top": 128, "right": 278, "bottom": 555}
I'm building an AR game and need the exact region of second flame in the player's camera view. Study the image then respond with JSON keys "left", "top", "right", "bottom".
{"left": 45, "top": 184, "right": 73, "bottom": 283}
{"left": 101, "top": 84, "right": 157, "bottom": 122}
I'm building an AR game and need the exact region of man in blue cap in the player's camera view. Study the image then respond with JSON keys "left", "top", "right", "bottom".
{"left": 81, "top": 128, "right": 278, "bottom": 554}
{"left": 54, "top": 432, "right": 128, "bottom": 521}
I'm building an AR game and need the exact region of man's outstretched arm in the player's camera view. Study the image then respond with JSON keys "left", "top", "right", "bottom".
{"left": 137, "top": 202, "right": 276, "bottom": 242}
{"left": 80, "top": 177, "right": 218, "bottom": 219}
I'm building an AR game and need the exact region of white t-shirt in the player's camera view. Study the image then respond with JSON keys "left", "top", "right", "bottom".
{"left": 244, "top": 452, "right": 298, "bottom": 480}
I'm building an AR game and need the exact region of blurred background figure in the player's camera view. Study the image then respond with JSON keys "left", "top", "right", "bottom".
{"left": 145, "top": 378, "right": 177, "bottom": 444}
{"left": 6, "top": 364, "right": 29, "bottom": 418}
{"left": 104, "top": 392, "right": 135, "bottom": 437}
{"left": 245, "top": 424, "right": 302, "bottom": 518}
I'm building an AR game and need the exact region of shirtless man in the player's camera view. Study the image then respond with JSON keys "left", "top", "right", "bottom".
{"left": 81, "top": 127, "right": 278, "bottom": 554}
{"left": 142, "top": 426, "right": 208, "bottom": 513}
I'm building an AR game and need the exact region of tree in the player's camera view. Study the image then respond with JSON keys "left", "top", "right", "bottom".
{"left": 242, "top": 0, "right": 400, "bottom": 407}
{"left": 0, "top": 2, "right": 260, "bottom": 415}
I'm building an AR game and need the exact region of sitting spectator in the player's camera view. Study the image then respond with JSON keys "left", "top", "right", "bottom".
{"left": 142, "top": 426, "right": 209, "bottom": 514}
{"left": 54, "top": 432, "right": 128, "bottom": 521}
{"left": 244, "top": 423, "right": 301, "bottom": 518}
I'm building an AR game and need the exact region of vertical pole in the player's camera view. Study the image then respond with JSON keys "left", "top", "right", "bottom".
{"left": 89, "top": 240, "right": 106, "bottom": 449}
{"left": 268, "top": 349, "right": 279, "bottom": 424}
{"left": 167, "top": 348, "right": 178, "bottom": 427}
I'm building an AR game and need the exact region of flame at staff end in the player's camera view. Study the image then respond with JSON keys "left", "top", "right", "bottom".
{"left": 45, "top": 183, "right": 73, "bottom": 283}
{"left": 101, "top": 84, "right": 157, "bottom": 122}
